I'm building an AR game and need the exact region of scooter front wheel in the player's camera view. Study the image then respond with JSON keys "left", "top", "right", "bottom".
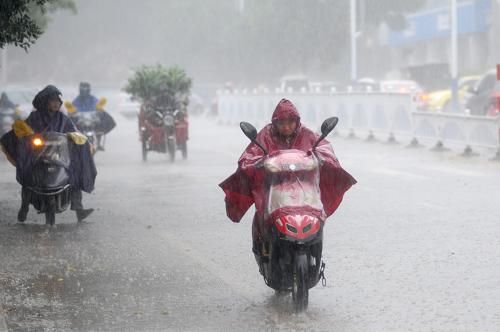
{"left": 292, "top": 253, "right": 309, "bottom": 312}
{"left": 45, "top": 196, "right": 56, "bottom": 225}
{"left": 45, "top": 211, "right": 55, "bottom": 225}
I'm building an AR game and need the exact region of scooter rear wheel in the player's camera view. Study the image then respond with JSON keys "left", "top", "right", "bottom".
{"left": 292, "top": 253, "right": 309, "bottom": 312}
{"left": 180, "top": 141, "right": 187, "bottom": 159}
{"left": 167, "top": 140, "right": 176, "bottom": 162}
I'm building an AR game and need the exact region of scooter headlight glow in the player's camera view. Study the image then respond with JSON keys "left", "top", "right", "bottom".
{"left": 32, "top": 137, "right": 44, "bottom": 148}
{"left": 164, "top": 115, "right": 174, "bottom": 126}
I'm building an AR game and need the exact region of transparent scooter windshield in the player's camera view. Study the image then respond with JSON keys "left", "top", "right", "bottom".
{"left": 76, "top": 111, "right": 99, "bottom": 126}
{"left": 32, "top": 132, "right": 71, "bottom": 168}
{"left": 264, "top": 149, "right": 322, "bottom": 217}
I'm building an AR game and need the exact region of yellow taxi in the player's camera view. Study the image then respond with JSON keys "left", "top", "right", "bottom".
{"left": 426, "top": 76, "right": 480, "bottom": 112}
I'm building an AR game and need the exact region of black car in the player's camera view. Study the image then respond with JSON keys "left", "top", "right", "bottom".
{"left": 465, "top": 70, "right": 499, "bottom": 116}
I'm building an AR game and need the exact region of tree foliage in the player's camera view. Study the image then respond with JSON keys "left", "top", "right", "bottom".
{"left": 124, "top": 64, "right": 192, "bottom": 105}
{"left": 0, "top": 0, "right": 76, "bottom": 50}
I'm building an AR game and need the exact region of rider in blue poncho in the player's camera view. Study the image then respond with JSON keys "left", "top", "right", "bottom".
{"left": 72, "top": 82, "right": 99, "bottom": 112}
{"left": 71, "top": 82, "right": 116, "bottom": 151}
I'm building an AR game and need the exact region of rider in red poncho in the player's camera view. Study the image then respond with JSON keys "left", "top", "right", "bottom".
{"left": 219, "top": 98, "right": 357, "bottom": 251}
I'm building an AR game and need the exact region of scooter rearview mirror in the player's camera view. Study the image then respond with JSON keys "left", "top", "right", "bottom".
{"left": 240, "top": 121, "right": 257, "bottom": 141}
{"left": 313, "top": 116, "right": 339, "bottom": 150}
{"left": 239, "top": 121, "right": 268, "bottom": 155}
{"left": 320, "top": 116, "right": 339, "bottom": 137}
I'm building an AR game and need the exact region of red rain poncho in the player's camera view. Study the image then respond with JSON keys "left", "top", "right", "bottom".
{"left": 219, "top": 99, "right": 356, "bottom": 236}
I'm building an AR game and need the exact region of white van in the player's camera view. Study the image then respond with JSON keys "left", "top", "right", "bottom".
{"left": 279, "top": 75, "right": 310, "bottom": 93}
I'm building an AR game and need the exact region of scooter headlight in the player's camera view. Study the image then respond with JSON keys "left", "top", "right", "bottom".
{"left": 32, "top": 137, "right": 44, "bottom": 148}
{"left": 164, "top": 115, "right": 174, "bottom": 126}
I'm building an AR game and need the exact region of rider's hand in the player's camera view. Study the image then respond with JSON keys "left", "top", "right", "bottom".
{"left": 308, "top": 149, "right": 324, "bottom": 166}
{"left": 67, "top": 132, "right": 88, "bottom": 145}
{"left": 254, "top": 157, "right": 265, "bottom": 168}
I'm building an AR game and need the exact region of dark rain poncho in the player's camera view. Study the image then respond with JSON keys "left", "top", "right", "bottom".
{"left": 97, "top": 111, "right": 116, "bottom": 135}
{"left": 219, "top": 99, "right": 356, "bottom": 239}
{"left": 0, "top": 86, "right": 97, "bottom": 193}
{"left": 71, "top": 94, "right": 116, "bottom": 134}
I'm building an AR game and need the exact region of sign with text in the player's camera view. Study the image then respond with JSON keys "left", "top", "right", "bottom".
{"left": 388, "top": 0, "right": 491, "bottom": 46}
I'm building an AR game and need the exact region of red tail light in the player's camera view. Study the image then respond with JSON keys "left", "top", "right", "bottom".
{"left": 419, "top": 92, "right": 430, "bottom": 102}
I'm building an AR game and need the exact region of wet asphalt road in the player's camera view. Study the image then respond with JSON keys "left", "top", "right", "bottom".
{"left": 1, "top": 102, "right": 500, "bottom": 331}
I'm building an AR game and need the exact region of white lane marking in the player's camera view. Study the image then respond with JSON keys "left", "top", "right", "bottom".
{"left": 371, "top": 168, "right": 429, "bottom": 181}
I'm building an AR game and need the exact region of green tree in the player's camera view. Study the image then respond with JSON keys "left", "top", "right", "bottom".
{"left": 124, "top": 64, "right": 192, "bottom": 105}
{"left": 0, "top": 0, "right": 76, "bottom": 50}
{"left": 123, "top": 64, "right": 169, "bottom": 102}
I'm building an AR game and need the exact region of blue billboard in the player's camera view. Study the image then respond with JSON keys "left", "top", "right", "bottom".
{"left": 388, "top": 0, "right": 491, "bottom": 46}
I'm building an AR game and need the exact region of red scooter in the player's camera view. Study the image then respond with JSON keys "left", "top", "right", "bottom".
{"left": 239, "top": 117, "right": 338, "bottom": 312}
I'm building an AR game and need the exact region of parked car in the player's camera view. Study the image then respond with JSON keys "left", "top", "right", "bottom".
{"left": 353, "top": 77, "right": 379, "bottom": 92}
{"left": 310, "top": 81, "right": 342, "bottom": 93}
{"left": 426, "top": 75, "right": 480, "bottom": 112}
{"left": 110, "top": 91, "right": 141, "bottom": 119}
{"left": 379, "top": 80, "right": 421, "bottom": 94}
{"left": 1, "top": 86, "right": 38, "bottom": 118}
{"left": 465, "top": 69, "right": 499, "bottom": 116}
{"left": 379, "top": 79, "right": 427, "bottom": 110}
{"left": 187, "top": 93, "right": 205, "bottom": 116}
{"left": 279, "top": 75, "right": 310, "bottom": 93}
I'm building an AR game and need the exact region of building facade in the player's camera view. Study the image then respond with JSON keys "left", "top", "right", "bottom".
{"left": 359, "top": 0, "right": 499, "bottom": 90}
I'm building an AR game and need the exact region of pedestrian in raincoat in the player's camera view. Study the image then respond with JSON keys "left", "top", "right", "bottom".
{"left": 0, "top": 85, "right": 97, "bottom": 222}
{"left": 219, "top": 98, "right": 356, "bottom": 251}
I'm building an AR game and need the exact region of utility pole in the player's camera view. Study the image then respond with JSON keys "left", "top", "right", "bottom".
{"left": 450, "top": 0, "right": 459, "bottom": 113}
{"left": 350, "top": 0, "right": 357, "bottom": 83}
{"left": 236, "top": 0, "right": 245, "bottom": 13}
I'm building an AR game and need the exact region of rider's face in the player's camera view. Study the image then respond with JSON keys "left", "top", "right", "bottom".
{"left": 80, "top": 87, "right": 90, "bottom": 96}
{"left": 275, "top": 118, "right": 297, "bottom": 137}
{"left": 47, "top": 97, "right": 61, "bottom": 112}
